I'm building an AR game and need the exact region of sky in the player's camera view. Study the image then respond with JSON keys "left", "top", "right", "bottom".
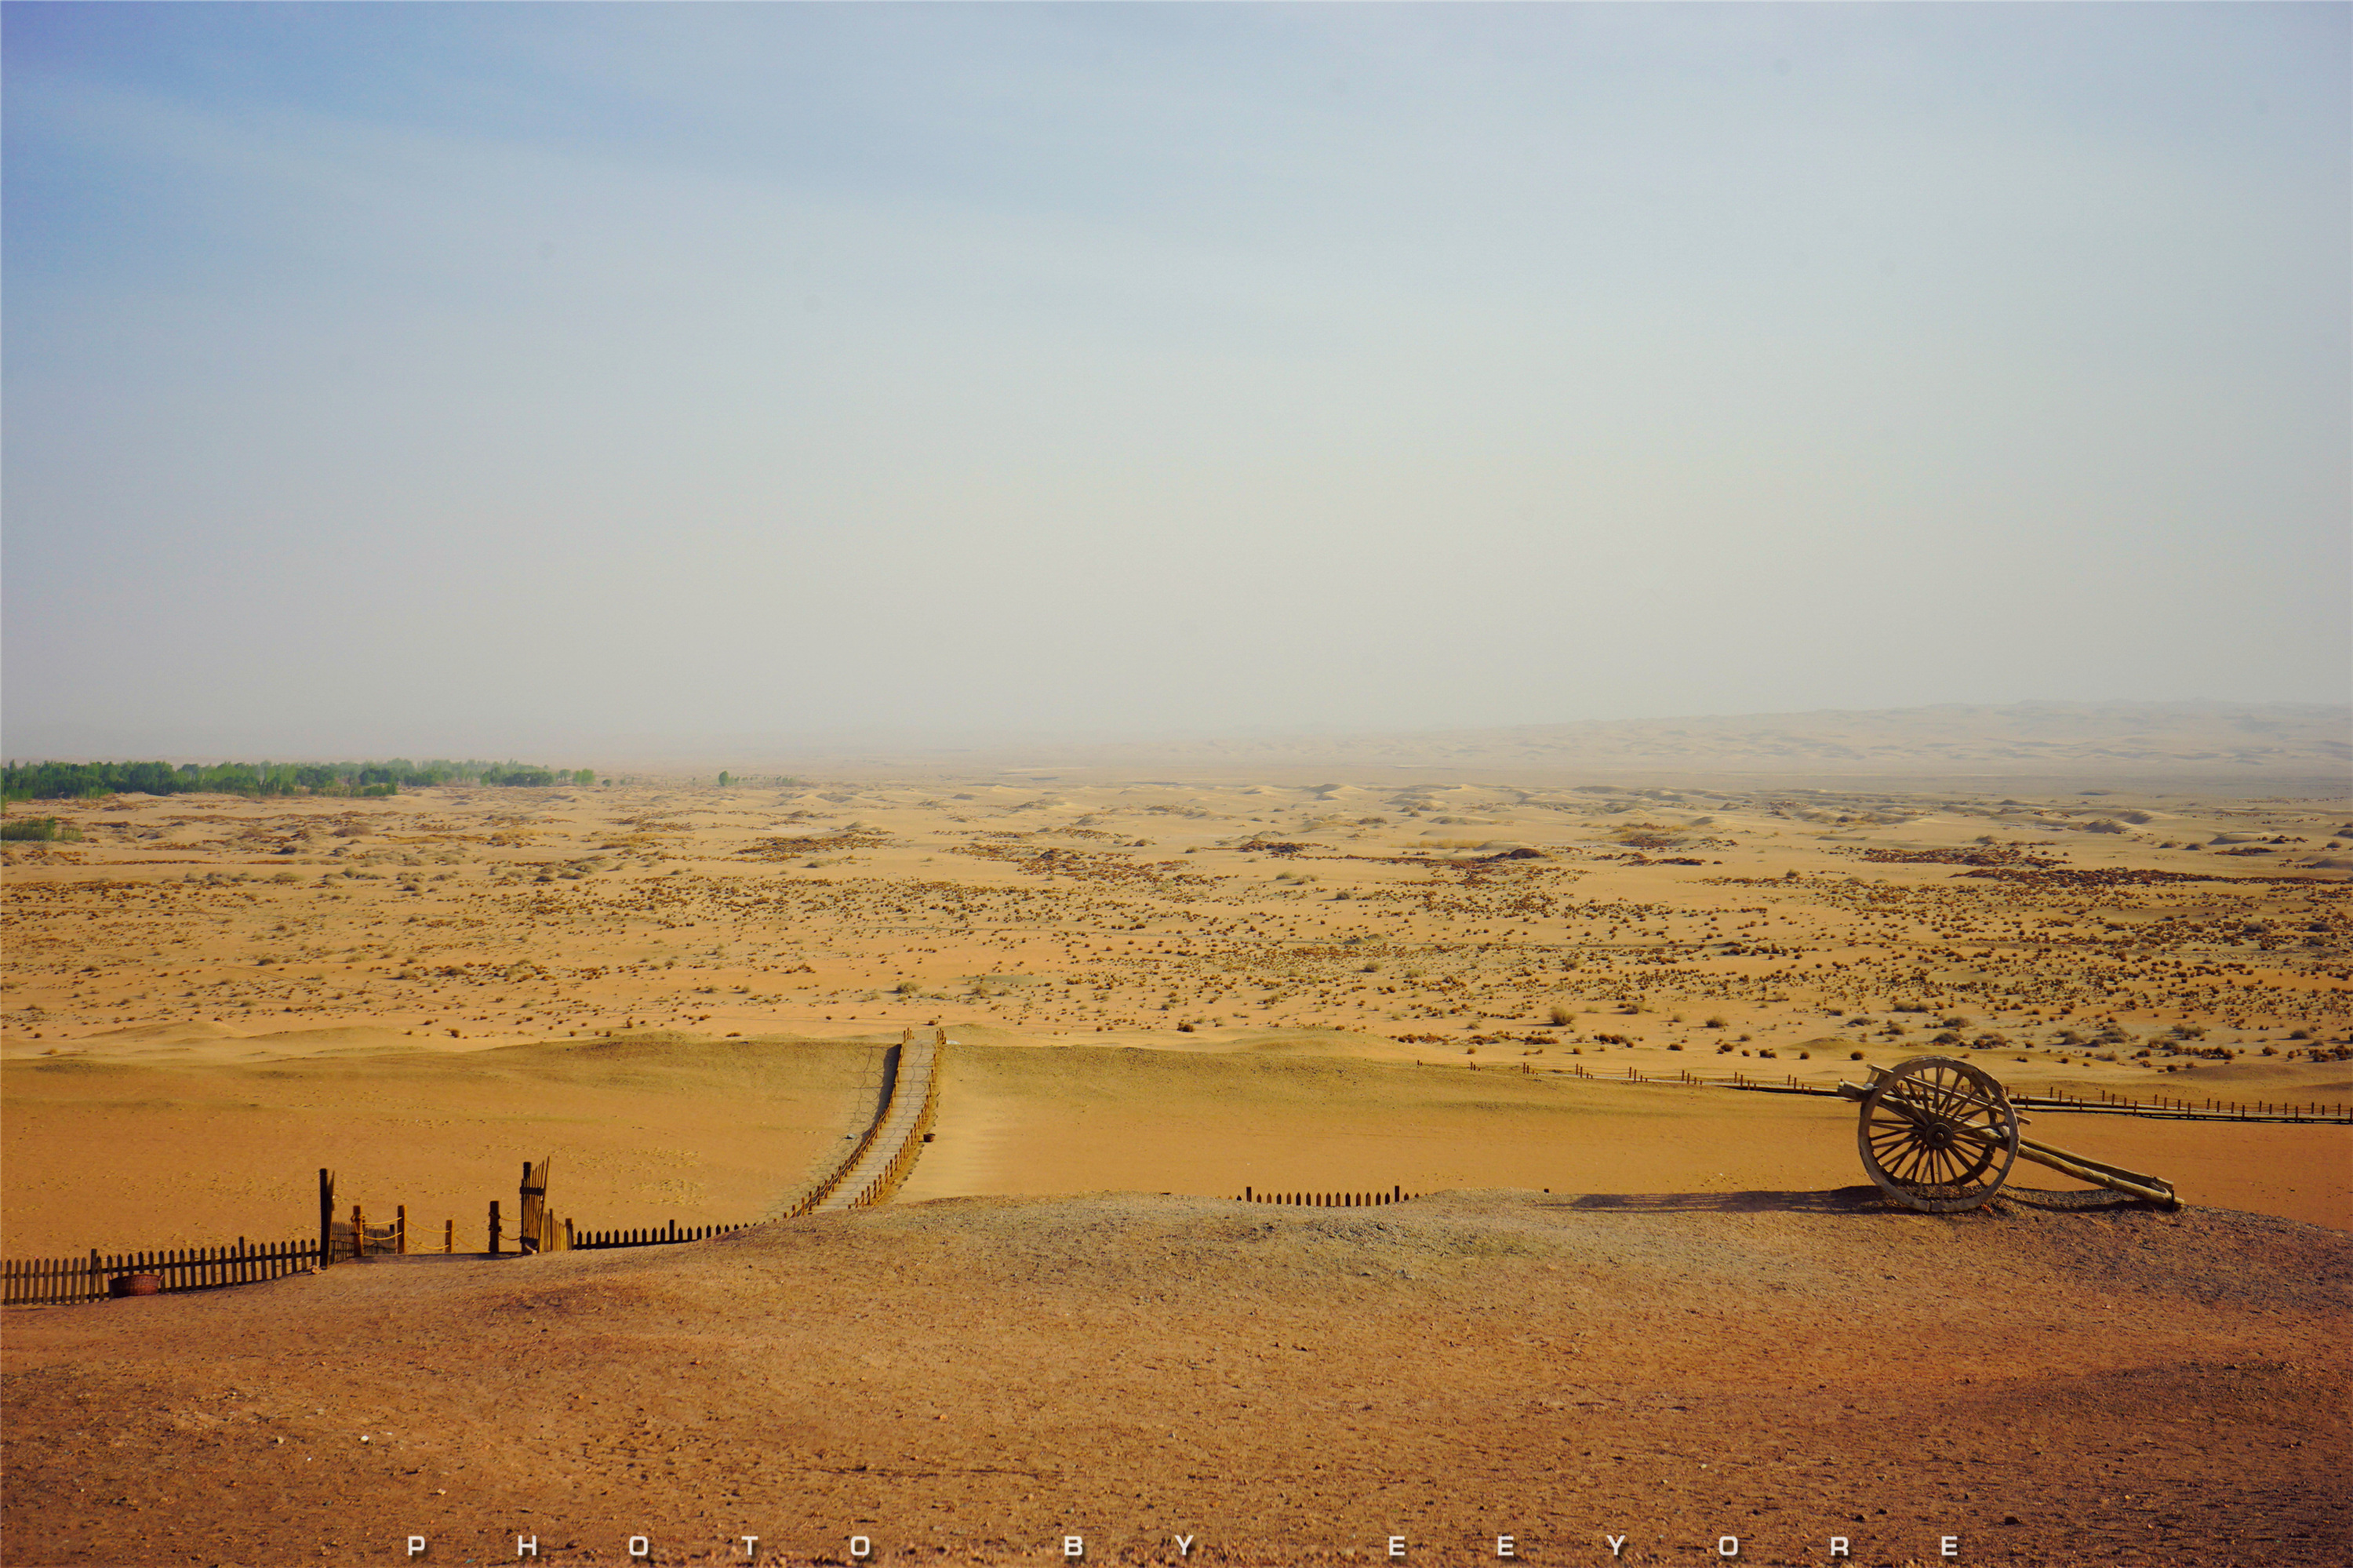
{"left": 4, "top": 2, "right": 2347, "bottom": 761}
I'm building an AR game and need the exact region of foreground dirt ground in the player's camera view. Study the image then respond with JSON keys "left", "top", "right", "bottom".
{"left": 5, "top": 1189, "right": 2347, "bottom": 1567}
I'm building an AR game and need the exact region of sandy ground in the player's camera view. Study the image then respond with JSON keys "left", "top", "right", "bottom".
{"left": 3, "top": 1190, "right": 2346, "bottom": 1566}
{"left": 4, "top": 762, "right": 2349, "bottom": 1565}
{"left": 5, "top": 773, "right": 2348, "bottom": 1247}
{"left": 897, "top": 1044, "right": 2351, "bottom": 1230}
{"left": 0, "top": 1037, "right": 886, "bottom": 1256}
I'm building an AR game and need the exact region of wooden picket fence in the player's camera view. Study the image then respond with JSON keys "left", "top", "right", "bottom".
{"left": 1236, "top": 1187, "right": 1417, "bottom": 1207}
{"left": 568, "top": 1220, "right": 747, "bottom": 1252}
{"left": 3, "top": 1238, "right": 319, "bottom": 1307}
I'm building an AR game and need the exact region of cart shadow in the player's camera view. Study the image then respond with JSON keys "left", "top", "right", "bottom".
{"left": 1547, "top": 1187, "right": 1901, "bottom": 1215}
{"left": 1544, "top": 1186, "right": 2158, "bottom": 1216}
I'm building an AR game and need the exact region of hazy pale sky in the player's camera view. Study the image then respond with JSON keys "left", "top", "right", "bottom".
{"left": 5, "top": 2, "right": 2346, "bottom": 759}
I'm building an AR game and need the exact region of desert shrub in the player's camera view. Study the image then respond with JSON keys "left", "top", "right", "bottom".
{"left": 1940, "top": 1015, "right": 1970, "bottom": 1029}
{"left": 2, "top": 817, "right": 57, "bottom": 841}
{"left": 1667, "top": 1042, "right": 1682, "bottom": 1051}
{"left": 1849, "top": 1050, "right": 1866, "bottom": 1060}
{"left": 1797, "top": 1051, "right": 1810, "bottom": 1060}
{"left": 1704, "top": 1016, "right": 1727, "bottom": 1029}
{"left": 4, "top": 758, "right": 580, "bottom": 799}
{"left": 1548, "top": 1005, "right": 1575, "bottom": 1027}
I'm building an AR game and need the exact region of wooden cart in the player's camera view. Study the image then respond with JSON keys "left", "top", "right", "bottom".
{"left": 1837, "top": 1056, "right": 2178, "bottom": 1213}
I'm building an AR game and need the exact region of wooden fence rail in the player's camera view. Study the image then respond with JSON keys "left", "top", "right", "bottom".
{"left": 1235, "top": 1187, "right": 1417, "bottom": 1206}
{"left": 3, "top": 1238, "right": 319, "bottom": 1307}
{"left": 1539, "top": 1060, "right": 2351, "bottom": 1122}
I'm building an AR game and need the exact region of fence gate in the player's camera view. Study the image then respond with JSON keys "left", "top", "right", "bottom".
{"left": 518, "top": 1157, "right": 556, "bottom": 1253}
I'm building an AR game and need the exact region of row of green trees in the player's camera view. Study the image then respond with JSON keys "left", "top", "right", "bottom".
{"left": 2, "top": 759, "right": 598, "bottom": 802}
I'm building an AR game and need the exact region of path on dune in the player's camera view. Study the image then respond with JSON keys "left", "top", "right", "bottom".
{"left": 811, "top": 1032, "right": 941, "bottom": 1212}
{"left": 4, "top": 1188, "right": 2345, "bottom": 1567}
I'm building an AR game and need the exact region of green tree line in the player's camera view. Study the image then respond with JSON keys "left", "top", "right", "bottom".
{"left": 2, "top": 759, "right": 598, "bottom": 802}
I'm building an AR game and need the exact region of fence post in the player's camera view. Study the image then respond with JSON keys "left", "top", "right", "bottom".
{"left": 318, "top": 1169, "right": 335, "bottom": 1270}
{"left": 89, "top": 1247, "right": 103, "bottom": 1304}
{"left": 489, "top": 1200, "right": 502, "bottom": 1256}
{"left": 397, "top": 1206, "right": 407, "bottom": 1256}
{"left": 444, "top": 1218, "right": 453, "bottom": 1254}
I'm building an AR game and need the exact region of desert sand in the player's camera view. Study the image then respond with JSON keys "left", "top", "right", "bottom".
{"left": 5, "top": 769, "right": 2347, "bottom": 1240}
{"left": 4, "top": 751, "right": 2349, "bottom": 1564}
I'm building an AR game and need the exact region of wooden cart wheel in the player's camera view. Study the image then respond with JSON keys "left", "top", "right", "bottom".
{"left": 1857, "top": 1055, "right": 2019, "bottom": 1213}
